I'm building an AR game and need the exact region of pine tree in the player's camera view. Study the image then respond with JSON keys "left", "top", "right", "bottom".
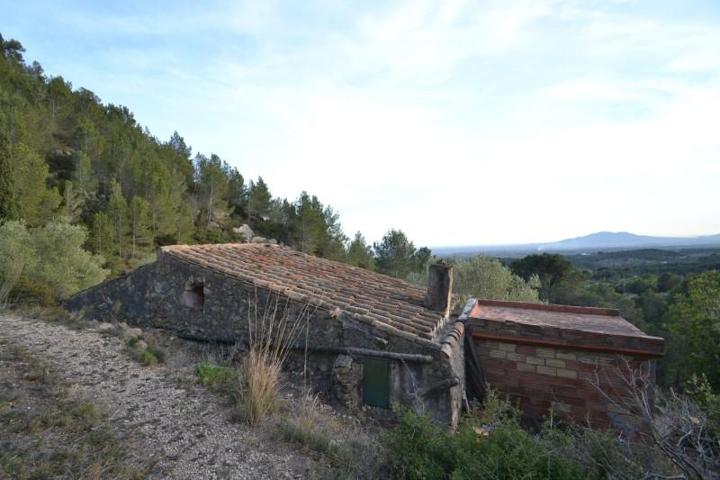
{"left": 10, "top": 143, "right": 61, "bottom": 225}
{"left": 347, "top": 232, "right": 375, "bottom": 270}
{"left": 194, "top": 153, "right": 231, "bottom": 230}
{"left": 89, "top": 211, "right": 112, "bottom": 258}
{"left": 107, "top": 179, "right": 128, "bottom": 260}
{"left": 128, "top": 196, "right": 152, "bottom": 259}
{"left": 0, "top": 128, "right": 18, "bottom": 220}
{"left": 374, "top": 229, "right": 423, "bottom": 279}
{"left": 247, "top": 177, "right": 272, "bottom": 224}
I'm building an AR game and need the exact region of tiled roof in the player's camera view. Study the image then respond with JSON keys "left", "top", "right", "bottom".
{"left": 466, "top": 300, "right": 664, "bottom": 356}
{"left": 160, "top": 243, "right": 448, "bottom": 342}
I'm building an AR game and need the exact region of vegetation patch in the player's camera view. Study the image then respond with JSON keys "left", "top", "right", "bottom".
{"left": 0, "top": 340, "right": 145, "bottom": 479}
{"left": 383, "top": 400, "right": 585, "bottom": 480}
{"left": 195, "top": 361, "right": 233, "bottom": 390}
{"left": 133, "top": 345, "right": 165, "bottom": 366}
{"left": 274, "top": 391, "right": 384, "bottom": 478}
{"left": 383, "top": 390, "right": 718, "bottom": 480}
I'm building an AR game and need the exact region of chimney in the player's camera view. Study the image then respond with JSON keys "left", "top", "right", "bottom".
{"left": 424, "top": 263, "right": 453, "bottom": 317}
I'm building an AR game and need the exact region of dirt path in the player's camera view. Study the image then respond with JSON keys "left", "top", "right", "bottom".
{"left": 0, "top": 313, "right": 316, "bottom": 479}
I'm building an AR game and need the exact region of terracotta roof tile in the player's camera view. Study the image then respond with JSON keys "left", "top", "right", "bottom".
{"left": 160, "top": 243, "right": 448, "bottom": 343}
{"left": 467, "top": 299, "right": 664, "bottom": 356}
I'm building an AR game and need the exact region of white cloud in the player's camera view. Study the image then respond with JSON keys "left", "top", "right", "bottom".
{"left": 6, "top": 0, "right": 719, "bottom": 245}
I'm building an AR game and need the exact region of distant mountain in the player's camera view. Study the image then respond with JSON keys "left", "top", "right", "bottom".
{"left": 537, "top": 232, "right": 720, "bottom": 250}
{"left": 537, "top": 231, "right": 720, "bottom": 251}
{"left": 434, "top": 231, "right": 720, "bottom": 257}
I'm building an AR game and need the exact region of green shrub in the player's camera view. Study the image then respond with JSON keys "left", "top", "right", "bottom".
{"left": 0, "top": 219, "right": 108, "bottom": 305}
{"left": 451, "top": 420, "right": 587, "bottom": 480}
{"left": 136, "top": 347, "right": 163, "bottom": 366}
{"left": 383, "top": 394, "right": 587, "bottom": 480}
{"left": 382, "top": 409, "right": 452, "bottom": 479}
{"left": 195, "top": 362, "right": 233, "bottom": 389}
{"left": 450, "top": 255, "right": 540, "bottom": 304}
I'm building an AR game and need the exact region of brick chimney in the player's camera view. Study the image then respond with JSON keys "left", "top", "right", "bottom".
{"left": 424, "top": 263, "right": 453, "bottom": 318}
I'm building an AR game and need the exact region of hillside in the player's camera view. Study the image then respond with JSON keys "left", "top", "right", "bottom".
{"left": 0, "top": 34, "right": 365, "bottom": 276}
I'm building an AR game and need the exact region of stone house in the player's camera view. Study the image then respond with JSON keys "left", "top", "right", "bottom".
{"left": 65, "top": 243, "right": 663, "bottom": 431}
{"left": 65, "top": 243, "right": 465, "bottom": 427}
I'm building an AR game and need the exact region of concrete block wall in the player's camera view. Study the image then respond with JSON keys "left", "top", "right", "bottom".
{"left": 474, "top": 338, "right": 652, "bottom": 434}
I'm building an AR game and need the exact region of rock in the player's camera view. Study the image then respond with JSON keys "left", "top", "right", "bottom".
{"left": 232, "top": 224, "right": 254, "bottom": 242}
{"left": 135, "top": 340, "right": 148, "bottom": 351}
{"left": 251, "top": 236, "right": 267, "bottom": 244}
{"left": 96, "top": 322, "right": 114, "bottom": 332}
{"left": 124, "top": 327, "right": 143, "bottom": 340}
{"left": 332, "top": 354, "right": 362, "bottom": 408}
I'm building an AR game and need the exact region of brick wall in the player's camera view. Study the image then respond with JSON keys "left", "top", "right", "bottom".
{"left": 473, "top": 337, "right": 654, "bottom": 435}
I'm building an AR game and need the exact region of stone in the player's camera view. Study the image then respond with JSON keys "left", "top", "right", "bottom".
{"left": 232, "top": 224, "right": 254, "bottom": 242}
{"left": 122, "top": 326, "right": 143, "bottom": 340}
{"left": 545, "top": 359, "right": 566, "bottom": 368}
{"left": 556, "top": 368, "right": 578, "bottom": 379}
{"left": 332, "top": 354, "right": 362, "bottom": 409}
{"left": 537, "top": 366, "right": 557, "bottom": 376}
{"left": 96, "top": 322, "right": 114, "bottom": 332}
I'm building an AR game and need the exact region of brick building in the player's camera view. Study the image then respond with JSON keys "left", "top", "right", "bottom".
{"left": 65, "top": 243, "right": 663, "bottom": 430}
{"left": 462, "top": 299, "right": 664, "bottom": 434}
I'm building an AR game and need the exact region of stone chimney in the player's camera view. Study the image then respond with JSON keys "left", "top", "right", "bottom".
{"left": 424, "top": 263, "right": 453, "bottom": 318}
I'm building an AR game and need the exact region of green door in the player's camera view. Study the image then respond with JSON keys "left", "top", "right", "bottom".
{"left": 362, "top": 358, "right": 390, "bottom": 408}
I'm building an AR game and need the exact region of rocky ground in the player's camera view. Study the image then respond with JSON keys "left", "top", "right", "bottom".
{"left": 0, "top": 311, "right": 380, "bottom": 479}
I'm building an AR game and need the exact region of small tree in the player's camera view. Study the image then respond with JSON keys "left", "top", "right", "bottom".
{"left": 667, "top": 271, "right": 720, "bottom": 389}
{"left": 0, "top": 220, "right": 34, "bottom": 306}
{"left": 451, "top": 255, "right": 540, "bottom": 303}
{"left": 373, "top": 229, "right": 429, "bottom": 280}
{"left": 25, "top": 219, "right": 109, "bottom": 300}
{"left": 346, "top": 232, "right": 375, "bottom": 270}
{"left": 128, "top": 196, "right": 152, "bottom": 259}
{"left": 0, "top": 219, "right": 108, "bottom": 304}
{"left": 511, "top": 253, "right": 572, "bottom": 301}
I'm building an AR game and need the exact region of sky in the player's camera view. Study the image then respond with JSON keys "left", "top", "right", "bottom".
{"left": 2, "top": 0, "right": 720, "bottom": 247}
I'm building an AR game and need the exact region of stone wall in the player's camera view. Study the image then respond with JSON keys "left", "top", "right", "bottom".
{"left": 65, "top": 252, "right": 464, "bottom": 427}
{"left": 472, "top": 337, "right": 654, "bottom": 435}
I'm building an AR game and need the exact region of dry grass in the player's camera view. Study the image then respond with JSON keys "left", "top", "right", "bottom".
{"left": 237, "top": 348, "right": 282, "bottom": 425}
{"left": 275, "top": 390, "right": 386, "bottom": 478}
{"left": 236, "top": 290, "right": 315, "bottom": 425}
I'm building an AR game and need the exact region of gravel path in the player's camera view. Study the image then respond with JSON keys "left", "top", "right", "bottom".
{"left": 0, "top": 314, "right": 315, "bottom": 479}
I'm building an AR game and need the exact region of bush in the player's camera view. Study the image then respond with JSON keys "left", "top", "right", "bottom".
{"left": 0, "top": 220, "right": 33, "bottom": 306}
{"left": 450, "top": 255, "right": 540, "bottom": 304}
{"left": 383, "top": 393, "right": 587, "bottom": 480}
{"left": 195, "top": 362, "right": 233, "bottom": 389}
{"left": 0, "top": 219, "right": 108, "bottom": 305}
{"left": 137, "top": 348, "right": 159, "bottom": 366}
